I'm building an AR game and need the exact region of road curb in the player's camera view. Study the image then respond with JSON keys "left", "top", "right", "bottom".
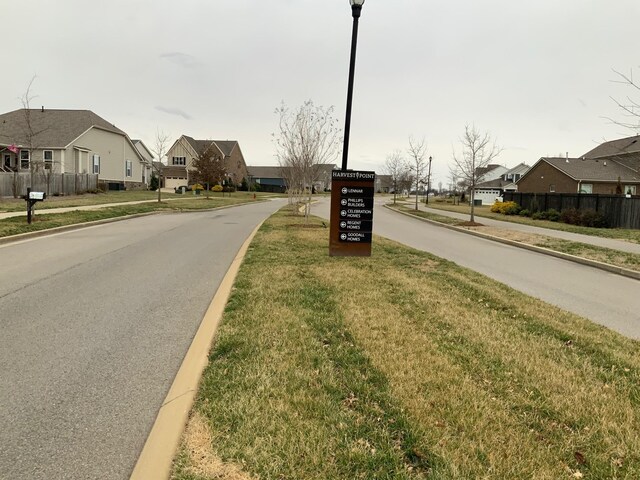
{"left": 385, "top": 204, "right": 640, "bottom": 281}
{"left": 0, "top": 200, "right": 262, "bottom": 246}
{"left": 129, "top": 219, "right": 265, "bottom": 480}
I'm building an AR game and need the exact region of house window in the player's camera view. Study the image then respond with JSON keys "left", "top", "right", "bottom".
{"left": 172, "top": 156, "right": 186, "bottom": 166}
{"left": 125, "top": 160, "right": 132, "bottom": 177}
{"left": 92, "top": 154, "right": 101, "bottom": 174}
{"left": 20, "top": 150, "right": 30, "bottom": 169}
{"left": 579, "top": 183, "right": 592, "bottom": 194}
{"left": 625, "top": 185, "right": 637, "bottom": 195}
{"left": 549, "top": 184, "right": 555, "bottom": 193}
{"left": 44, "top": 150, "right": 53, "bottom": 170}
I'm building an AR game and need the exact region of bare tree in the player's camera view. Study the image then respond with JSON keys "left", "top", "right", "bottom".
{"left": 606, "top": 68, "right": 640, "bottom": 133}
{"left": 151, "top": 129, "right": 171, "bottom": 202}
{"left": 382, "top": 150, "right": 410, "bottom": 204}
{"left": 273, "top": 100, "right": 341, "bottom": 221}
{"left": 451, "top": 124, "right": 502, "bottom": 222}
{"left": 7, "top": 76, "right": 52, "bottom": 197}
{"left": 407, "top": 136, "right": 428, "bottom": 211}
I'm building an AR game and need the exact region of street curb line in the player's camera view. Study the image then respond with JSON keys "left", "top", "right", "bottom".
{"left": 385, "top": 204, "right": 640, "bottom": 281}
{"left": 0, "top": 200, "right": 263, "bottom": 246}
{"left": 129, "top": 219, "right": 265, "bottom": 480}
{"left": 0, "top": 213, "right": 156, "bottom": 246}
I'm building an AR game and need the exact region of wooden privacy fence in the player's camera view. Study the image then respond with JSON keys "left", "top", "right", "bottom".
{"left": 0, "top": 173, "right": 98, "bottom": 198}
{"left": 504, "top": 192, "right": 640, "bottom": 229}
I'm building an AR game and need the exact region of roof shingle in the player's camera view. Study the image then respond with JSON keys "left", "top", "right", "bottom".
{"left": 0, "top": 109, "right": 126, "bottom": 148}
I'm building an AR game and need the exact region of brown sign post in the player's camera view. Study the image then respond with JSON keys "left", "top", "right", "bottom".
{"left": 329, "top": 170, "right": 375, "bottom": 257}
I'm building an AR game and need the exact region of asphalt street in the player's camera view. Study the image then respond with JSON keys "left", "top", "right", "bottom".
{"left": 0, "top": 199, "right": 284, "bottom": 480}
{"left": 316, "top": 197, "right": 640, "bottom": 339}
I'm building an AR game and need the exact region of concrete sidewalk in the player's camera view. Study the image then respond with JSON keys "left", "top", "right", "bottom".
{"left": 0, "top": 197, "right": 189, "bottom": 221}
{"left": 412, "top": 203, "right": 640, "bottom": 255}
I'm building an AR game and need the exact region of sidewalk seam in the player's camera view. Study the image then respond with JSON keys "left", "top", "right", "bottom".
{"left": 385, "top": 204, "right": 640, "bottom": 281}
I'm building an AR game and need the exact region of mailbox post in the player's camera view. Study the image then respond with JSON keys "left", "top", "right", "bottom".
{"left": 24, "top": 187, "right": 46, "bottom": 224}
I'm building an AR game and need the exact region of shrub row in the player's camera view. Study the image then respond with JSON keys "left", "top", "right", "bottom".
{"left": 492, "top": 201, "right": 608, "bottom": 227}
{"left": 490, "top": 201, "right": 521, "bottom": 215}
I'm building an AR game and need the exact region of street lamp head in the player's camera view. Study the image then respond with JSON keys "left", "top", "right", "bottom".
{"left": 350, "top": 0, "right": 364, "bottom": 17}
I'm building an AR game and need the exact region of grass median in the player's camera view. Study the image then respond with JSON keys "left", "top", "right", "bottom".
{"left": 0, "top": 197, "right": 258, "bottom": 238}
{"left": 171, "top": 207, "right": 640, "bottom": 479}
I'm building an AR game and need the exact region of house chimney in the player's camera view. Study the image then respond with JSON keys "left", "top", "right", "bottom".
{"left": 604, "top": 161, "right": 607, "bottom": 166}
{"left": 41, "top": 106, "right": 44, "bottom": 112}
{"left": 566, "top": 151, "right": 569, "bottom": 163}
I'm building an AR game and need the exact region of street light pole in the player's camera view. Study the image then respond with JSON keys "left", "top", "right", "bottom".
{"left": 341, "top": 0, "right": 365, "bottom": 172}
{"left": 426, "top": 155, "right": 432, "bottom": 204}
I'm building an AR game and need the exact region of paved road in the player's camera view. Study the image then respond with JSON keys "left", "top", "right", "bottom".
{"left": 315, "top": 198, "right": 640, "bottom": 339}
{"left": 415, "top": 203, "right": 640, "bottom": 254}
{"left": 0, "top": 199, "right": 284, "bottom": 480}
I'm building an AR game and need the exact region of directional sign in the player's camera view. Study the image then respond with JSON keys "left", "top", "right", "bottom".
{"left": 329, "top": 170, "right": 375, "bottom": 256}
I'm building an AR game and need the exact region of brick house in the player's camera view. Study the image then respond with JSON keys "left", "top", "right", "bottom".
{"left": 516, "top": 156, "right": 640, "bottom": 195}
{"left": 164, "top": 135, "right": 248, "bottom": 190}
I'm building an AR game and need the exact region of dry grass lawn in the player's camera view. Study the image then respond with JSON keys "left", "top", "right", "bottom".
{"left": 171, "top": 207, "right": 640, "bottom": 479}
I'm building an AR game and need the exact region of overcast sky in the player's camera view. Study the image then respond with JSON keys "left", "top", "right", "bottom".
{"left": 4, "top": 0, "right": 639, "bottom": 186}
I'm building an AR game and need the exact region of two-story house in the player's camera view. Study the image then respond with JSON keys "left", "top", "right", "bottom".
{"left": 164, "top": 135, "right": 248, "bottom": 190}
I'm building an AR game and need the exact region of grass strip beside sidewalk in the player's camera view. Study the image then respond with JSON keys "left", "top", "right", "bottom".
{"left": 0, "top": 197, "right": 257, "bottom": 238}
{"left": 421, "top": 201, "right": 640, "bottom": 245}
{"left": 171, "top": 207, "right": 640, "bottom": 479}
{"left": 390, "top": 204, "right": 640, "bottom": 273}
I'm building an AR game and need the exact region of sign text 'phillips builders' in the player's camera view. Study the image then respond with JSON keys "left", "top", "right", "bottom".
{"left": 329, "top": 170, "right": 375, "bottom": 257}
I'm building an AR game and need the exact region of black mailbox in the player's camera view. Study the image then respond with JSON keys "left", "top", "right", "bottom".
{"left": 24, "top": 188, "right": 46, "bottom": 224}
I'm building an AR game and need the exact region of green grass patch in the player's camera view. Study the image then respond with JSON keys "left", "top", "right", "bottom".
{"left": 172, "top": 207, "right": 640, "bottom": 479}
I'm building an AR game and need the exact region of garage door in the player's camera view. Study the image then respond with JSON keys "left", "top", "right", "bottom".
{"left": 165, "top": 177, "right": 187, "bottom": 190}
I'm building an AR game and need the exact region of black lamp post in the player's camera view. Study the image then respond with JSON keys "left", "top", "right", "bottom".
{"left": 426, "top": 155, "right": 433, "bottom": 204}
{"left": 341, "top": 0, "right": 365, "bottom": 172}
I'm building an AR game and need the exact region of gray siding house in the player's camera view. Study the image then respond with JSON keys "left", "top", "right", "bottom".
{"left": 0, "top": 108, "right": 146, "bottom": 189}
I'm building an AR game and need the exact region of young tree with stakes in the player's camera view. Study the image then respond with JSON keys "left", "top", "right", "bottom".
{"left": 383, "top": 150, "right": 410, "bottom": 204}
{"left": 407, "top": 136, "right": 428, "bottom": 211}
{"left": 151, "top": 129, "right": 171, "bottom": 202}
{"left": 451, "top": 124, "right": 502, "bottom": 222}
{"left": 273, "top": 100, "right": 341, "bottom": 221}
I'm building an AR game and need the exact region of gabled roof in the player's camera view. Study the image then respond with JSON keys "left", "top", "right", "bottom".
{"left": 131, "top": 139, "right": 154, "bottom": 161}
{"left": 213, "top": 140, "right": 237, "bottom": 157}
{"left": 475, "top": 178, "right": 516, "bottom": 189}
{"left": 182, "top": 136, "right": 238, "bottom": 157}
{"left": 504, "top": 162, "right": 530, "bottom": 175}
{"left": 0, "top": 109, "right": 126, "bottom": 148}
{"left": 522, "top": 157, "right": 640, "bottom": 183}
{"left": 583, "top": 134, "right": 640, "bottom": 159}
